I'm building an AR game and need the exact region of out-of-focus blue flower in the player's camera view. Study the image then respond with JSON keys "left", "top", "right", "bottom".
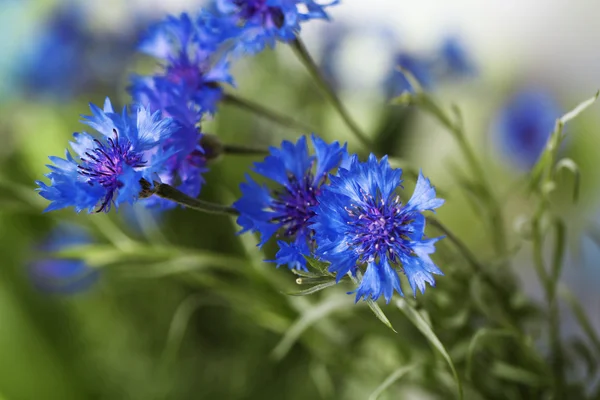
{"left": 492, "top": 89, "right": 561, "bottom": 169}
{"left": 135, "top": 12, "right": 236, "bottom": 115}
{"left": 386, "top": 36, "right": 475, "bottom": 97}
{"left": 17, "top": 3, "right": 137, "bottom": 99}
{"left": 233, "top": 134, "right": 347, "bottom": 270}
{"left": 311, "top": 155, "right": 444, "bottom": 302}
{"left": 438, "top": 36, "right": 476, "bottom": 77}
{"left": 386, "top": 53, "right": 434, "bottom": 96}
{"left": 217, "top": 0, "right": 338, "bottom": 54}
{"left": 30, "top": 224, "right": 99, "bottom": 294}
{"left": 36, "top": 98, "right": 178, "bottom": 213}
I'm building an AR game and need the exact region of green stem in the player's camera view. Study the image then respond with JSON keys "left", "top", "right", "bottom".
{"left": 222, "top": 143, "right": 269, "bottom": 156}
{"left": 531, "top": 216, "right": 565, "bottom": 396}
{"left": 153, "top": 183, "right": 239, "bottom": 216}
{"left": 428, "top": 218, "right": 510, "bottom": 299}
{"left": 290, "top": 38, "right": 372, "bottom": 148}
{"left": 419, "top": 95, "right": 507, "bottom": 258}
{"left": 222, "top": 92, "right": 314, "bottom": 132}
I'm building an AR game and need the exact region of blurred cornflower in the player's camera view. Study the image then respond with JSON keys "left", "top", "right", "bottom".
{"left": 311, "top": 155, "right": 444, "bottom": 302}
{"left": 386, "top": 36, "right": 474, "bottom": 97}
{"left": 492, "top": 88, "right": 561, "bottom": 169}
{"left": 217, "top": 0, "right": 338, "bottom": 54}
{"left": 134, "top": 12, "right": 236, "bottom": 115}
{"left": 438, "top": 36, "right": 476, "bottom": 78}
{"left": 386, "top": 52, "right": 434, "bottom": 96}
{"left": 130, "top": 12, "right": 237, "bottom": 208}
{"left": 17, "top": 3, "right": 136, "bottom": 98}
{"left": 234, "top": 135, "right": 347, "bottom": 270}
{"left": 29, "top": 224, "right": 99, "bottom": 294}
{"left": 36, "top": 98, "right": 178, "bottom": 213}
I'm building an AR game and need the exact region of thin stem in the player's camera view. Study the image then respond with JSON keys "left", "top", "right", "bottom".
{"left": 223, "top": 143, "right": 269, "bottom": 156}
{"left": 531, "top": 216, "right": 565, "bottom": 396}
{"left": 419, "top": 95, "right": 507, "bottom": 258}
{"left": 427, "top": 217, "right": 508, "bottom": 297}
{"left": 290, "top": 37, "right": 372, "bottom": 148}
{"left": 223, "top": 92, "right": 314, "bottom": 132}
{"left": 153, "top": 183, "right": 239, "bottom": 216}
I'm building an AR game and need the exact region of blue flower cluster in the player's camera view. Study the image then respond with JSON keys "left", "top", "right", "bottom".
{"left": 234, "top": 136, "right": 444, "bottom": 302}
{"left": 36, "top": 1, "right": 445, "bottom": 303}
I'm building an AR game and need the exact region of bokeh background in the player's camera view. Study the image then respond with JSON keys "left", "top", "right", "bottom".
{"left": 1, "top": 0, "right": 600, "bottom": 399}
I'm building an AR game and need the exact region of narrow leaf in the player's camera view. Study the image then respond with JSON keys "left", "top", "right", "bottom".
{"left": 554, "top": 158, "right": 580, "bottom": 202}
{"left": 368, "top": 364, "right": 418, "bottom": 400}
{"left": 490, "top": 362, "right": 545, "bottom": 387}
{"left": 271, "top": 296, "right": 351, "bottom": 361}
{"left": 560, "top": 286, "right": 600, "bottom": 356}
{"left": 286, "top": 280, "right": 338, "bottom": 296}
{"left": 559, "top": 90, "right": 600, "bottom": 124}
{"left": 466, "top": 328, "right": 517, "bottom": 379}
{"left": 396, "top": 299, "right": 463, "bottom": 400}
{"left": 350, "top": 274, "right": 396, "bottom": 332}
{"left": 304, "top": 256, "right": 332, "bottom": 275}
{"left": 549, "top": 219, "right": 566, "bottom": 301}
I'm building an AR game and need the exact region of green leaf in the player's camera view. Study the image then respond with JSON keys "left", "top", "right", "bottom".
{"left": 286, "top": 280, "right": 338, "bottom": 296}
{"left": 554, "top": 158, "right": 580, "bottom": 202}
{"left": 559, "top": 90, "right": 599, "bottom": 125}
{"left": 396, "top": 299, "right": 463, "bottom": 400}
{"left": 349, "top": 273, "right": 396, "bottom": 332}
{"left": 304, "top": 256, "right": 332, "bottom": 275}
{"left": 559, "top": 286, "right": 600, "bottom": 356}
{"left": 549, "top": 219, "right": 566, "bottom": 300}
{"left": 490, "top": 362, "right": 545, "bottom": 387}
{"left": 466, "top": 329, "right": 517, "bottom": 379}
{"left": 368, "top": 364, "right": 418, "bottom": 400}
{"left": 271, "top": 296, "right": 352, "bottom": 361}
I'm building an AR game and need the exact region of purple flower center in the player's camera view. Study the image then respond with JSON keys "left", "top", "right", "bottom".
{"left": 271, "top": 172, "right": 319, "bottom": 238}
{"left": 233, "top": 0, "right": 285, "bottom": 28}
{"left": 345, "top": 191, "right": 413, "bottom": 264}
{"left": 78, "top": 129, "right": 146, "bottom": 212}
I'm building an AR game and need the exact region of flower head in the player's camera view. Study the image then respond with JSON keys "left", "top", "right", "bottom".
{"left": 386, "top": 53, "right": 434, "bottom": 97}
{"left": 29, "top": 223, "right": 99, "bottom": 294}
{"left": 492, "top": 88, "right": 561, "bottom": 169}
{"left": 129, "top": 76, "right": 208, "bottom": 210}
{"left": 36, "top": 98, "right": 178, "bottom": 213}
{"left": 233, "top": 134, "right": 347, "bottom": 270}
{"left": 311, "top": 155, "right": 444, "bottom": 302}
{"left": 217, "top": 0, "right": 338, "bottom": 54}
{"left": 136, "top": 12, "right": 236, "bottom": 115}
{"left": 438, "top": 36, "right": 476, "bottom": 77}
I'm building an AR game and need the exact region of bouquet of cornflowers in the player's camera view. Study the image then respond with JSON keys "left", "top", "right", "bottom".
{"left": 20, "top": 1, "right": 600, "bottom": 399}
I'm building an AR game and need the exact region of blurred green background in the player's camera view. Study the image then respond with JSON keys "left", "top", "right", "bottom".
{"left": 2, "top": 0, "right": 600, "bottom": 399}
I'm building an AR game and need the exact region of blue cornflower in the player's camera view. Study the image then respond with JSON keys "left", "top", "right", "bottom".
{"left": 36, "top": 98, "right": 178, "bottom": 213}
{"left": 129, "top": 76, "right": 207, "bottom": 210}
{"left": 29, "top": 224, "right": 99, "bottom": 294}
{"left": 217, "top": 0, "right": 338, "bottom": 54}
{"left": 492, "top": 89, "right": 561, "bottom": 169}
{"left": 438, "top": 36, "right": 476, "bottom": 77}
{"left": 233, "top": 135, "right": 347, "bottom": 270}
{"left": 136, "top": 12, "right": 236, "bottom": 115}
{"left": 386, "top": 53, "right": 434, "bottom": 97}
{"left": 311, "top": 155, "right": 444, "bottom": 302}
{"left": 16, "top": 3, "right": 137, "bottom": 99}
